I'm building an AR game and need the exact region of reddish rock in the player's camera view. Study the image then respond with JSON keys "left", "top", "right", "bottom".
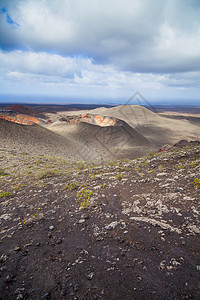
{"left": 7, "top": 104, "right": 38, "bottom": 116}
{"left": 0, "top": 115, "right": 34, "bottom": 125}
{"left": 60, "top": 114, "right": 122, "bottom": 127}
{"left": 16, "top": 114, "right": 40, "bottom": 124}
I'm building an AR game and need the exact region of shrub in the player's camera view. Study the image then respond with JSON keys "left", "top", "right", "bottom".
{"left": 191, "top": 178, "right": 200, "bottom": 188}
{"left": 38, "top": 170, "right": 58, "bottom": 179}
{"left": 67, "top": 182, "right": 79, "bottom": 191}
{"left": 0, "top": 168, "right": 8, "bottom": 176}
{"left": 0, "top": 191, "right": 12, "bottom": 198}
{"left": 76, "top": 188, "right": 94, "bottom": 207}
{"left": 116, "top": 174, "right": 123, "bottom": 180}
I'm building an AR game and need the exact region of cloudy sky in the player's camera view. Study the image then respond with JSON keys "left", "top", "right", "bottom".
{"left": 0, "top": 0, "right": 200, "bottom": 104}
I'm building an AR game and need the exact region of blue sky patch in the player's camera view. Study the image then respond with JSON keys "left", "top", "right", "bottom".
{"left": 1, "top": 7, "right": 7, "bottom": 13}
{"left": 1, "top": 7, "right": 19, "bottom": 27}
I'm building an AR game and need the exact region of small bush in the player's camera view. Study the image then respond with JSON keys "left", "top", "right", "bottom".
{"left": 67, "top": 182, "right": 79, "bottom": 191}
{"left": 76, "top": 188, "right": 94, "bottom": 207}
{"left": 38, "top": 170, "right": 58, "bottom": 179}
{"left": 147, "top": 151, "right": 156, "bottom": 157}
{"left": 191, "top": 178, "right": 200, "bottom": 189}
{"left": 116, "top": 174, "right": 123, "bottom": 180}
{"left": 0, "top": 168, "right": 8, "bottom": 176}
{"left": 0, "top": 191, "right": 12, "bottom": 198}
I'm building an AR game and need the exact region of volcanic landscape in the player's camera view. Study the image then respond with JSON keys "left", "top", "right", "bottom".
{"left": 0, "top": 104, "right": 200, "bottom": 299}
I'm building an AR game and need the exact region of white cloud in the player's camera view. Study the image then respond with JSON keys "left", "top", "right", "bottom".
{"left": 1, "top": 0, "right": 200, "bottom": 73}
{"left": 0, "top": 50, "right": 92, "bottom": 77}
{"left": 1, "top": 50, "right": 199, "bottom": 97}
{"left": 0, "top": 0, "right": 200, "bottom": 101}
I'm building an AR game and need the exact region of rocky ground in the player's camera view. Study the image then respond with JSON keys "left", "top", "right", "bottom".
{"left": 0, "top": 144, "right": 200, "bottom": 299}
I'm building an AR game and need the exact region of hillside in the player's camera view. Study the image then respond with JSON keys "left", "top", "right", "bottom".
{"left": 0, "top": 114, "right": 156, "bottom": 162}
{"left": 0, "top": 118, "right": 80, "bottom": 160}
{"left": 49, "top": 119, "right": 155, "bottom": 160}
{"left": 1, "top": 105, "right": 199, "bottom": 161}
{"left": 62, "top": 105, "right": 200, "bottom": 147}
{"left": 0, "top": 144, "right": 199, "bottom": 299}
{"left": 7, "top": 104, "right": 45, "bottom": 118}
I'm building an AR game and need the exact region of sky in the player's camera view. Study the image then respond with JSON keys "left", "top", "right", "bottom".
{"left": 0, "top": 0, "right": 200, "bottom": 105}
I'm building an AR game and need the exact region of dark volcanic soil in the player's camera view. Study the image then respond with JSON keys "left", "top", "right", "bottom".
{"left": 0, "top": 145, "right": 200, "bottom": 299}
{"left": 0, "top": 118, "right": 156, "bottom": 162}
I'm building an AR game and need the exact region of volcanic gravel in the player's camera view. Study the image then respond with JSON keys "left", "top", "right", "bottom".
{"left": 0, "top": 144, "right": 200, "bottom": 299}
